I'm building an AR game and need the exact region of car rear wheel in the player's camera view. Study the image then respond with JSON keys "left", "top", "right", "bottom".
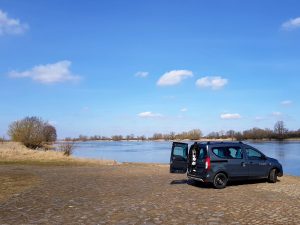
{"left": 213, "top": 173, "right": 228, "bottom": 189}
{"left": 268, "top": 169, "right": 277, "bottom": 183}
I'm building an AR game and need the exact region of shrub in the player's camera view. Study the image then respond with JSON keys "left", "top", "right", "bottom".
{"left": 59, "top": 142, "right": 75, "bottom": 156}
{"left": 8, "top": 116, "right": 57, "bottom": 149}
{"left": 43, "top": 125, "right": 57, "bottom": 142}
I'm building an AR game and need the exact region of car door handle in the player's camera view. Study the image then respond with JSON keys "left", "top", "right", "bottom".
{"left": 241, "top": 162, "right": 246, "bottom": 167}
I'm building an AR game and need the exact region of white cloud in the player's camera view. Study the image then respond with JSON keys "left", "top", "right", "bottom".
{"left": 0, "top": 9, "right": 28, "bottom": 36}
{"left": 9, "top": 60, "right": 81, "bottom": 84}
{"left": 135, "top": 71, "right": 149, "bottom": 78}
{"left": 137, "top": 111, "right": 163, "bottom": 118}
{"left": 281, "top": 100, "right": 292, "bottom": 106}
{"left": 220, "top": 113, "right": 241, "bottom": 119}
{"left": 281, "top": 17, "right": 300, "bottom": 30}
{"left": 157, "top": 70, "right": 193, "bottom": 86}
{"left": 255, "top": 116, "right": 264, "bottom": 121}
{"left": 196, "top": 76, "right": 228, "bottom": 90}
{"left": 180, "top": 108, "right": 188, "bottom": 112}
{"left": 272, "top": 112, "right": 282, "bottom": 116}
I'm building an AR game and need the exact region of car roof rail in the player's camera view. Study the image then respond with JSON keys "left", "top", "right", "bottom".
{"left": 204, "top": 141, "right": 243, "bottom": 145}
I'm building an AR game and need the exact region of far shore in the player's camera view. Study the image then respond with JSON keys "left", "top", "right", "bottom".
{"left": 57, "top": 138, "right": 300, "bottom": 143}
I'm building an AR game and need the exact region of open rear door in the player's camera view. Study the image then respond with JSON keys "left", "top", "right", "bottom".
{"left": 170, "top": 142, "right": 188, "bottom": 173}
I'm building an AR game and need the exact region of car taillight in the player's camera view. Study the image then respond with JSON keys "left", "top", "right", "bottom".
{"left": 205, "top": 157, "right": 211, "bottom": 170}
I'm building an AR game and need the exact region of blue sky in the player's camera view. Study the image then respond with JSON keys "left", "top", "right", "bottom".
{"left": 1, "top": 0, "right": 300, "bottom": 138}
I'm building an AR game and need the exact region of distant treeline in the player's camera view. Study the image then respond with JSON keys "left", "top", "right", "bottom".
{"left": 64, "top": 129, "right": 203, "bottom": 141}
{"left": 64, "top": 121, "right": 300, "bottom": 142}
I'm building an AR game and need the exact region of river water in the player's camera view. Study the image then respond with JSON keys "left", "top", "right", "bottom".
{"left": 72, "top": 141, "right": 300, "bottom": 176}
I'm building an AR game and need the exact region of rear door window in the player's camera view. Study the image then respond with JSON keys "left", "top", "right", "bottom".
{"left": 189, "top": 145, "right": 206, "bottom": 160}
{"left": 212, "top": 146, "right": 243, "bottom": 159}
{"left": 173, "top": 146, "right": 187, "bottom": 159}
{"left": 198, "top": 147, "right": 207, "bottom": 159}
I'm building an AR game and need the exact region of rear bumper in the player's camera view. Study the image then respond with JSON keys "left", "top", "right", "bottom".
{"left": 187, "top": 174, "right": 205, "bottom": 182}
{"left": 187, "top": 172, "right": 213, "bottom": 183}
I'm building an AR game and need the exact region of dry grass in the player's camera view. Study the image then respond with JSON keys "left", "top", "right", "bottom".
{"left": 0, "top": 142, "right": 118, "bottom": 166}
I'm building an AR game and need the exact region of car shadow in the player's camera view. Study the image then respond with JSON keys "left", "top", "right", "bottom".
{"left": 227, "top": 178, "right": 281, "bottom": 187}
{"left": 170, "top": 179, "right": 188, "bottom": 185}
{"left": 170, "top": 179, "right": 211, "bottom": 188}
{"left": 170, "top": 178, "right": 281, "bottom": 188}
{"left": 187, "top": 180, "right": 212, "bottom": 188}
{"left": 227, "top": 179, "right": 268, "bottom": 187}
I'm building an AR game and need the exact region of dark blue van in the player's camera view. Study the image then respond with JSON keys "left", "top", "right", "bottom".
{"left": 170, "top": 141, "right": 283, "bottom": 188}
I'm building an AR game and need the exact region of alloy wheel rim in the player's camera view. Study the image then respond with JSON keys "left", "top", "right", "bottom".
{"left": 216, "top": 174, "right": 226, "bottom": 186}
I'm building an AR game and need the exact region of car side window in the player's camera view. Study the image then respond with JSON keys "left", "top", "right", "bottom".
{"left": 212, "top": 147, "right": 243, "bottom": 159}
{"left": 246, "top": 148, "right": 263, "bottom": 160}
{"left": 212, "top": 147, "right": 226, "bottom": 158}
{"left": 228, "top": 147, "right": 243, "bottom": 159}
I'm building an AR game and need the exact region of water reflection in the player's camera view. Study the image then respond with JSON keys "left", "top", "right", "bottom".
{"left": 276, "top": 143, "right": 285, "bottom": 161}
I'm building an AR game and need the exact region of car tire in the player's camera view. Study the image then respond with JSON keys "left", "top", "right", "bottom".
{"left": 213, "top": 173, "right": 228, "bottom": 189}
{"left": 268, "top": 169, "right": 277, "bottom": 183}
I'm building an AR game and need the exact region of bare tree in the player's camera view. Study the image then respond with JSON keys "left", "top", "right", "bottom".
{"left": 187, "top": 129, "right": 202, "bottom": 140}
{"left": 226, "top": 130, "right": 235, "bottom": 141}
{"left": 274, "top": 121, "right": 288, "bottom": 140}
{"left": 111, "top": 135, "right": 123, "bottom": 141}
{"left": 78, "top": 135, "right": 88, "bottom": 141}
{"left": 169, "top": 132, "right": 176, "bottom": 140}
{"left": 234, "top": 132, "right": 243, "bottom": 141}
{"left": 152, "top": 133, "right": 163, "bottom": 140}
{"left": 137, "top": 135, "right": 147, "bottom": 141}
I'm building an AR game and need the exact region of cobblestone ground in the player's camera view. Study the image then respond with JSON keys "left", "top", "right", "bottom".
{"left": 1, "top": 164, "right": 300, "bottom": 225}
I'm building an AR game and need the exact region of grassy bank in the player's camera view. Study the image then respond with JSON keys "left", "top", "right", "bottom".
{"left": 0, "top": 142, "right": 117, "bottom": 166}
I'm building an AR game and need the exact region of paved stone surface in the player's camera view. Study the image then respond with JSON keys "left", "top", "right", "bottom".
{"left": 1, "top": 164, "right": 300, "bottom": 225}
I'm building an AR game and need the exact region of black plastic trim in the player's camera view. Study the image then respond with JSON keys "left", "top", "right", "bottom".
{"left": 211, "top": 160, "right": 228, "bottom": 163}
